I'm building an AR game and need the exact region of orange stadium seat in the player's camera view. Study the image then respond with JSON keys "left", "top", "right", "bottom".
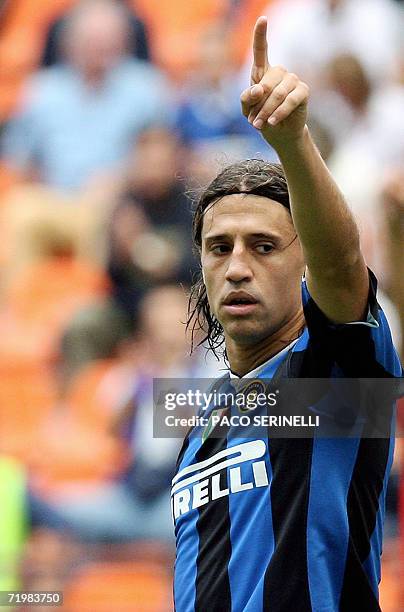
{"left": 132, "top": 0, "right": 229, "bottom": 79}
{"left": 0, "top": 358, "right": 57, "bottom": 461}
{"left": 26, "top": 358, "right": 134, "bottom": 490}
{"left": 67, "top": 358, "right": 135, "bottom": 431}
{"left": 25, "top": 357, "right": 132, "bottom": 488}
{"left": 64, "top": 560, "right": 172, "bottom": 612}
{"left": 29, "top": 415, "right": 129, "bottom": 490}
{"left": 0, "top": 0, "right": 75, "bottom": 120}
{"left": 0, "top": 256, "right": 110, "bottom": 362}
{"left": 4, "top": 256, "right": 108, "bottom": 321}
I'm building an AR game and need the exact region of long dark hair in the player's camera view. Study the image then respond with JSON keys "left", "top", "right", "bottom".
{"left": 187, "top": 159, "right": 291, "bottom": 359}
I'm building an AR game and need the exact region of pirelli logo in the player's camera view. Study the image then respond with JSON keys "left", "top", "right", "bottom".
{"left": 171, "top": 440, "right": 269, "bottom": 520}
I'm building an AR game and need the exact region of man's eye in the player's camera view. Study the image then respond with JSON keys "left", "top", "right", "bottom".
{"left": 211, "top": 244, "right": 231, "bottom": 254}
{"left": 256, "top": 244, "right": 274, "bottom": 254}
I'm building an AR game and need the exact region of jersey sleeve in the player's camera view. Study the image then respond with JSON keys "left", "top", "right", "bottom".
{"left": 301, "top": 269, "right": 402, "bottom": 378}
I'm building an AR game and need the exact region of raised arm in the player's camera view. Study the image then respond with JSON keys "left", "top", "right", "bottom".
{"left": 240, "top": 17, "right": 369, "bottom": 323}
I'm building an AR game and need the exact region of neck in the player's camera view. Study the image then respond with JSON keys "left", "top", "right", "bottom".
{"left": 226, "top": 309, "right": 305, "bottom": 377}
{"left": 81, "top": 67, "right": 107, "bottom": 88}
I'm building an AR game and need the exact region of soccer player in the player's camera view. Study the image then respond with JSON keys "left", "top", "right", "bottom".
{"left": 172, "top": 16, "right": 402, "bottom": 612}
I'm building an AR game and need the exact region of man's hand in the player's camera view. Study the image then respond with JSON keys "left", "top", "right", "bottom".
{"left": 240, "top": 16, "right": 309, "bottom": 150}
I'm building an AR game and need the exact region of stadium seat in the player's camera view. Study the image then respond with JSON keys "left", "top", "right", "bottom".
{"left": 66, "top": 358, "right": 135, "bottom": 431}
{"left": 63, "top": 560, "right": 172, "bottom": 612}
{"left": 29, "top": 416, "right": 129, "bottom": 490}
{"left": 0, "top": 0, "right": 75, "bottom": 120}
{"left": 26, "top": 358, "right": 134, "bottom": 491}
{"left": 24, "top": 357, "right": 132, "bottom": 489}
{"left": 132, "top": 0, "right": 228, "bottom": 79}
{"left": 0, "top": 359, "right": 57, "bottom": 461}
{"left": 0, "top": 253, "right": 109, "bottom": 363}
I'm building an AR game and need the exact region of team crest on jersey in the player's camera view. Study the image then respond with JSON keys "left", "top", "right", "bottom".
{"left": 237, "top": 379, "right": 267, "bottom": 413}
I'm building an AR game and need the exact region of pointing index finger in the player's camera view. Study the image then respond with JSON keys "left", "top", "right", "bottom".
{"left": 253, "top": 16, "right": 269, "bottom": 72}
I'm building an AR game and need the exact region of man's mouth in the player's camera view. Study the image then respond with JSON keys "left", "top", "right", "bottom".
{"left": 222, "top": 293, "right": 259, "bottom": 315}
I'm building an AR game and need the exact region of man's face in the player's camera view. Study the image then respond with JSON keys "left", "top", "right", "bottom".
{"left": 201, "top": 194, "right": 305, "bottom": 346}
{"left": 66, "top": 8, "right": 128, "bottom": 77}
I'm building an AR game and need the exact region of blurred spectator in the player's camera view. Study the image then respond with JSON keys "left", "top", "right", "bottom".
{"left": 1, "top": 0, "right": 172, "bottom": 192}
{"left": 320, "top": 53, "right": 404, "bottom": 286}
{"left": 175, "top": 24, "right": 247, "bottom": 144}
{"left": 59, "top": 300, "right": 133, "bottom": 388}
{"left": 175, "top": 22, "right": 266, "bottom": 161}
{"left": 322, "top": 53, "right": 404, "bottom": 164}
{"left": 28, "top": 285, "right": 201, "bottom": 544}
{"left": 253, "top": 0, "right": 402, "bottom": 88}
{"left": 107, "top": 127, "right": 196, "bottom": 319}
{"left": 41, "top": 0, "right": 150, "bottom": 66}
{"left": 0, "top": 193, "right": 110, "bottom": 363}
{"left": 0, "top": 0, "right": 148, "bottom": 126}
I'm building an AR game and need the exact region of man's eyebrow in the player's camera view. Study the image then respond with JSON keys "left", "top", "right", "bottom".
{"left": 249, "top": 232, "right": 282, "bottom": 241}
{"left": 204, "top": 231, "right": 282, "bottom": 244}
{"left": 204, "top": 233, "right": 229, "bottom": 244}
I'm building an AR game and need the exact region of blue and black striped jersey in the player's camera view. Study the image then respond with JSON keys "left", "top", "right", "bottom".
{"left": 173, "top": 271, "right": 402, "bottom": 612}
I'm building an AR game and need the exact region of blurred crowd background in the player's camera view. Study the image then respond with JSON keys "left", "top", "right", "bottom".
{"left": 0, "top": 0, "right": 403, "bottom": 610}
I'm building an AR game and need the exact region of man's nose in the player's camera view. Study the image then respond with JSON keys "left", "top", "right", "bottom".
{"left": 225, "top": 249, "right": 253, "bottom": 283}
